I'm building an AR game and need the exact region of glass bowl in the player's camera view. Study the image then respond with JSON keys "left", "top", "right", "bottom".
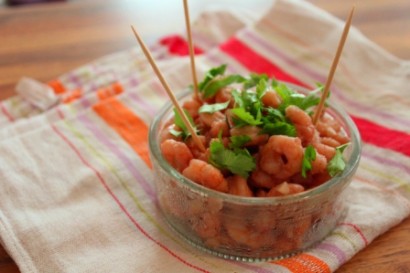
{"left": 148, "top": 84, "right": 361, "bottom": 262}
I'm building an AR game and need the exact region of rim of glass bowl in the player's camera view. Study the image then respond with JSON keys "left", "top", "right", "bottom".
{"left": 149, "top": 84, "right": 361, "bottom": 205}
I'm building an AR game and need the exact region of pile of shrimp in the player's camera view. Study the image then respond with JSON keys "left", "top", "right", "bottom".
{"left": 156, "top": 70, "right": 351, "bottom": 255}
{"left": 160, "top": 83, "right": 349, "bottom": 198}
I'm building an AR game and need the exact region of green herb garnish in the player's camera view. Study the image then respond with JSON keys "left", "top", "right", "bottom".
{"left": 198, "top": 64, "right": 227, "bottom": 91}
{"left": 169, "top": 108, "right": 197, "bottom": 140}
{"left": 209, "top": 140, "right": 256, "bottom": 178}
{"left": 327, "top": 143, "right": 350, "bottom": 177}
{"left": 198, "top": 101, "right": 230, "bottom": 114}
{"left": 202, "top": 74, "right": 246, "bottom": 99}
{"left": 302, "top": 145, "right": 317, "bottom": 178}
{"left": 229, "top": 135, "right": 251, "bottom": 149}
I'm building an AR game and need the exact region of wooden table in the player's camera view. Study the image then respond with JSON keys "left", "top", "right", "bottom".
{"left": 0, "top": 0, "right": 409, "bottom": 272}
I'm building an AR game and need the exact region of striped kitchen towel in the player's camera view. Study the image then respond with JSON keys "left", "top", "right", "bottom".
{"left": 0, "top": 0, "right": 409, "bottom": 272}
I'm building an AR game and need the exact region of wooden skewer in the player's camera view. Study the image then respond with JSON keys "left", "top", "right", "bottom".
{"left": 312, "top": 6, "right": 355, "bottom": 125}
{"left": 131, "top": 25, "right": 206, "bottom": 152}
{"left": 183, "top": 0, "right": 199, "bottom": 97}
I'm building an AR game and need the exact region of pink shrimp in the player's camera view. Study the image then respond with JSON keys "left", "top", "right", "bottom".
{"left": 215, "top": 86, "right": 235, "bottom": 107}
{"left": 250, "top": 167, "right": 279, "bottom": 189}
{"left": 227, "top": 175, "right": 253, "bottom": 197}
{"left": 224, "top": 218, "right": 271, "bottom": 249}
{"left": 316, "top": 115, "right": 350, "bottom": 145}
{"left": 192, "top": 212, "right": 221, "bottom": 239}
{"left": 182, "top": 159, "right": 229, "bottom": 192}
{"left": 182, "top": 98, "right": 202, "bottom": 119}
{"left": 267, "top": 182, "right": 305, "bottom": 197}
{"left": 286, "top": 105, "right": 316, "bottom": 145}
{"left": 259, "top": 135, "right": 304, "bottom": 179}
{"left": 161, "top": 139, "right": 193, "bottom": 172}
{"left": 310, "top": 152, "right": 327, "bottom": 175}
{"left": 312, "top": 141, "right": 336, "bottom": 161}
{"left": 261, "top": 90, "right": 281, "bottom": 108}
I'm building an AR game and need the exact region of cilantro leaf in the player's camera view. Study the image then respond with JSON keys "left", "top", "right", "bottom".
{"left": 198, "top": 64, "right": 227, "bottom": 91}
{"left": 243, "top": 73, "right": 269, "bottom": 89}
{"left": 276, "top": 83, "right": 322, "bottom": 113}
{"left": 261, "top": 122, "right": 296, "bottom": 137}
{"left": 171, "top": 108, "right": 197, "bottom": 140}
{"left": 209, "top": 140, "right": 256, "bottom": 178}
{"left": 301, "top": 145, "right": 317, "bottom": 178}
{"left": 198, "top": 101, "right": 230, "bottom": 114}
{"left": 327, "top": 143, "right": 350, "bottom": 177}
{"left": 229, "top": 135, "right": 251, "bottom": 149}
{"left": 202, "top": 74, "right": 246, "bottom": 99}
{"left": 231, "top": 108, "right": 263, "bottom": 127}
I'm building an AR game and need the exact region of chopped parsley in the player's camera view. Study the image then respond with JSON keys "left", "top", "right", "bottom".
{"left": 198, "top": 101, "right": 230, "bottom": 114}
{"left": 169, "top": 108, "right": 197, "bottom": 140}
{"left": 301, "top": 145, "right": 317, "bottom": 178}
{"left": 327, "top": 143, "right": 350, "bottom": 177}
{"left": 209, "top": 139, "right": 256, "bottom": 178}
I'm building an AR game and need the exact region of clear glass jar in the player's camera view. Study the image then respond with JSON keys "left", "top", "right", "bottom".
{"left": 149, "top": 85, "right": 361, "bottom": 261}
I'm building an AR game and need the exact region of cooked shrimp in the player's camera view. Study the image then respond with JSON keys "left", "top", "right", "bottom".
{"left": 215, "top": 86, "right": 234, "bottom": 107}
{"left": 312, "top": 141, "right": 336, "bottom": 161}
{"left": 261, "top": 90, "right": 281, "bottom": 108}
{"left": 224, "top": 218, "right": 271, "bottom": 249}
{"left": 199, "top": 111, "right": 225, "bottom": 127}
{"left": 161, "top": 139, "right": 193, "bottom": 172}
{"left": 286, "top": 105, "right": 315, "bottom": 145}
{"left": 316, "top": 116, "right": 349, "bottom": 145}
{"left": 192, "top": 212, "right": 221, "bottom": 239}
{"left": 259, "top": 135, "right": 304, "bottom": 179}
{"left": 320, "top": 137, "right": 341, "bottom": 148}
{"left": 227, "top": 175, "right": 253, "bottom": 197}
{"left": 182, "top": 159, "right": 229, "bottom": 192}
{"left": 183, "top": 98, "right": 202, "bottom": 119}
{"left": 208, "top": 118, "right": 229, "bottom": 138}
{"left": 230, "top": 125, "right": 269, "bottom": 146}
{"left": 250, "top": 167, "right": 279, "bottom": 189}
{"left": 310, "top": 152, "right": 327, "bottom": 175}
{"left": 267, "top": 182, "right": 305, "bottom": 197}
{"left": 186, "top": 135, "right": 207, "bottom": 159}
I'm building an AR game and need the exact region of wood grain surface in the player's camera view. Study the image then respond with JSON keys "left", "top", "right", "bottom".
{"left": 1, "top": 0, "right": 409, "bottom": 272}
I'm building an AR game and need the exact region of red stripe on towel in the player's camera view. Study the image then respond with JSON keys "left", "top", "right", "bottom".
{"left": 220, "top": 37, "right": 309, "bottom": 88}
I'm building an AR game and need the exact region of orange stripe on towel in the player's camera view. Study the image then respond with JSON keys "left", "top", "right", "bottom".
{"left": 273, "top": 253, "right": 331, "bottom": 273}
{"left": 48, "top": 79, "right": 66, "bottom": 94}
{"left": 63, "top": 89, "right": 82, "bottom": 104}
{"left": 93, "top": 97, "right": 151, "bottom": 167}
{"left": 97, "top": 82, "right": 124, "bottom": 101}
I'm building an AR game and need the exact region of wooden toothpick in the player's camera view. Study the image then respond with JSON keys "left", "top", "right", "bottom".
{"left": 183, "top": 0, "right": 200, "bottom": 97}
{"left": 312, "top": 6, "right": 355, "bottom": 125}
{"left": 131, "top": 25, "right": 206, "bottom": 152}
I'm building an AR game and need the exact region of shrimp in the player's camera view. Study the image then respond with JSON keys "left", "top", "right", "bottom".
{"left": 250, "top": 167, "right": 279, "bottom": 189}
{"left": 215, "top": 86, "right": 234, "bottom": 107}
{"left": 192, "top": 212, "right": 221, "bottom": 239}
{"left": 182, "top": 98, "right": 202, "bottom": 119}
{"left": 267, "top": 182, "right": 305, "bottom": 197}
{"left": 286, "top": 105, "right": 315, "bottom": 145}
{"left": 316, "top": 115, "right": 350, "bottom": 145}
{"left": 224, "top": 218, "right": 271, "bottom": 249}
{"left": 259, "top": 135, "right": 304, "bottom": 179}
{"left": 261, "top": 90, "right": 281, "bottom": 108}
{"left": 310, "top": 152, "right": 327, "bottom": 175}
{"left": 227, "top": 175, "right": 253, "bottom": 197}
{"left": 161, "top": 139, "right": 193, "bottom": 172}
{"left": 312, "top": 141, "right": 336, "bottom": 161}
{"left": 230, "top": 125, "right": 269, "bottom": 146}
{"left": 182, "top": 159, "right": 229, "bottom": 192}
{"left": 186, "top": 135, "right": 207, "bottom": 159}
